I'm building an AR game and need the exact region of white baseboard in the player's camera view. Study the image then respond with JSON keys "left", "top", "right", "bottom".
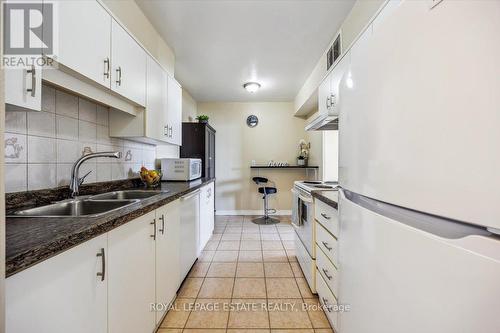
{"left": 216, "top": 210, "right": 291, "bottom": 216}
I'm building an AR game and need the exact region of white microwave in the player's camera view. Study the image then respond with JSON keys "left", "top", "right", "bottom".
{"left": 161, "top": 158, "right": 202, "bottom": 181}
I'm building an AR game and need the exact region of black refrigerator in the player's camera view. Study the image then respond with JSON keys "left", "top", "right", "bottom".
{"left": 180, "top": 122, "right": 216, "bottom": 179}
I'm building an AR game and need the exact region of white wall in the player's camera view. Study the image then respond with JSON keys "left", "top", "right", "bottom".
{"left": 198, "top": 102, "right": 317, "bottom": 214}
{"left": 182, "top": 89, "right": 198, "bottom": 122}
{"left": 322, "top": 131, "right": 338, "bottom": 181}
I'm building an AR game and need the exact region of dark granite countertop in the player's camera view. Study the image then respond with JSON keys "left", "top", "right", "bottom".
{"left": 6, "top": 177, "right": 215, "bottom": 277}
{"left": 312, "top": 190, "right": 339, "bottom": 209}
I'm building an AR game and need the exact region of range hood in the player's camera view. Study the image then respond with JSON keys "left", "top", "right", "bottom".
{"left": 305, "top": 114, "right": 338, "bottom": 131}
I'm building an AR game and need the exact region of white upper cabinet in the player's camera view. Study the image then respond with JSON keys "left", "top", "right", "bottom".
{"left": 318, "top": 72, "right": 332, "bottom": 117}
{"left": 5, "top": 65, "right": 42, "bottom": 111}
{"left": 146, "top": 56, "right": 168, "bottom": 142}
{"left": 108, "top": 212, "right": 156, "bottom": 333}
{"left": 111, "top": 19, "right": 147, "bottom": 106}
{"left": 166, "top": 76, "right": 183, "bottom": 145}
{"left": 55, "top": 0, "right": 112, "bottom": 89}
{"left": 109, "top": 65, "right": 183, "bottom": 145}
{"left": 6, "top": 234, "right": 108, "bottom": 333}
{"left": 4, "top": 0, "right": 42, "bottom": 111}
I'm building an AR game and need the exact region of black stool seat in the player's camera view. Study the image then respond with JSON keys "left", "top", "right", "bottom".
{"left": 253, "top": 177, "right": 268, "bottom": 184}
{"left": 258, "top": 187, "right": 277, "bottom": 195}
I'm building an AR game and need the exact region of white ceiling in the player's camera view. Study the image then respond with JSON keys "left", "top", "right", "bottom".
{"left": 136, "top": 0, "right": 355, "bottom": 102}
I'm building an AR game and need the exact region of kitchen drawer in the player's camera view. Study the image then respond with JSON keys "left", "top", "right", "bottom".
{"left": 316, "top": 221, "right": 338, "bottom": 268}
{"left": 315, "top": 199, "right": 339, "bottom": 237}
{"left": 316, "top": 244, "right": 338, "bottom": 298}
{"left": 294, "top": 235, "right": 316, "bottom": 293}
{"left": 316, "top": 268, "right": 339, "bottom": 331}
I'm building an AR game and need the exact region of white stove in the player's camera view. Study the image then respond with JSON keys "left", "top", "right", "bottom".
{"left": 294, "top": 180, "right": 339, "bottom": 193}
{"left": 291, "top": 180, "right": 338, "bottom": 293}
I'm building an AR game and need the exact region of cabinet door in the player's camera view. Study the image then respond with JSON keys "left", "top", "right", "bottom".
{"left": 199, "top": 183, "right": 215, "bottom": 251}
{"left": 180, "top": 190, "right": 200, "bottom": 280}
{"left": 6, "top": 234, "right": 108, "bottom": 333}
{"left": 5, "top": 66, "right": 42, "bottom": 111}
{"left": 146, "top": 56, "right": 168, "bottom": 142}
{"left": 318, "top": 71, "right": 331, "bottom": 116}
{"left": 155, "top": 200, "right": 181, "bottom": 324}
{"left": 56, "top": 0, "right": 111, "bottom": 88}
{"left": 166, "top": 76, "right": 182, "bottom": 145}
{"left": 4, "top": 0, "right": 42, "bottom": 111}
{"left": 111, "top": 19, "right": 147, "bottom": 106}
{"left": 209, "top": 130, "right": 216, "bottom": 178}
{"left": 108, "top": 212, "right": 156, "bottom": 333}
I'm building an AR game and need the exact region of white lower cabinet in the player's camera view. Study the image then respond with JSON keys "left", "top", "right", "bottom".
{"left": 155, "top": 200, "right": 181, "bottom": 324}
{"left": 6, "top": 234, "right": 108, "bottom": 333}
{"left": 108, "top": 211, "right": 156, "bottom": 333}
{"left": 316, "top": 268, "right": 339, "bottom": 331}
{"left": 199, "top": 182, "right": 215, "bottom": 252}
{"left": 314, "top": 198, "right": 340, "bottom": 331}
{"left": 5, "top": 190, "right": 211, "bottom": 333}
{"left": 180, "top": 189, "right": 200, "bottom": 280}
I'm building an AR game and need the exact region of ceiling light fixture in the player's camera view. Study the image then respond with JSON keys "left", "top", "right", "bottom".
{"left": 243, "top": 82, "right": 261, "bottom": 93}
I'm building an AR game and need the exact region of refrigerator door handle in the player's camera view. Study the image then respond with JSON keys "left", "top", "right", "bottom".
{"left": 342, "top": 189, "right": 492, "bottom": 240}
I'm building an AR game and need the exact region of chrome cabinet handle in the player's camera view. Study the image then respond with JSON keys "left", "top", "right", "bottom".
{"left": 164, "top": 125, "right": 168, "bottom": 136}
{"left": 322, "top": 241, "right": 333, "bottom": 251}
{"left": 330, "top": 94, "right": 336, "bottom": 107}
{"left": 321, "top": 213, "right": 331, "bottom": 220}
{"left": 26, "top": 65, "right": 36, "bottom": 97}
{"left": 322, "top": 297, "right": 333, "bottom": 312}
{"left": 150, "top": 219, "right": 156, "bottom": 240}
{"left": 116, "top": 66, "right": 122, "bottom": 86}
{"left": 322, "top": 268, "right": 333, "bottom": 280}
{"left": 96, "top": 248, "right": 105, "bottom": 281}
{"left": 326, "top": 96, "right": 331, "bottom": 109}
{"left": 169, "top": 125, "right": 173, "bottom": 138}
{"left": 159, "top": 214, "right": 165, "bottom": 235}
{"left": 104, "top": 58, "right": 110, "bottom": 79}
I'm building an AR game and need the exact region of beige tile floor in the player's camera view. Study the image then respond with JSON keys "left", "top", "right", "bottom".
{"left": 158, "top": 215, "right": 334, "bottom": 333}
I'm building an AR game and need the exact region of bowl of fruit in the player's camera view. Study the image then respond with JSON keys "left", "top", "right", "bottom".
{"left": 139, "top": 167, "right": 162, "bottom": 188}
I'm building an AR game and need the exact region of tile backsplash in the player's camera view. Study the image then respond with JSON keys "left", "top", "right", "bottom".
{"left": 4, "top": 85, "right": 156, "bottom": 193}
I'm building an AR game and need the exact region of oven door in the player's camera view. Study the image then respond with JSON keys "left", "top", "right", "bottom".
{"left": 291, "top": 187, "right": 315, "bottom": 258}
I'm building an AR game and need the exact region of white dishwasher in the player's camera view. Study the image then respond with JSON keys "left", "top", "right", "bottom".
{"left": 180, "top": 189, "right": 200, "bottom": 281}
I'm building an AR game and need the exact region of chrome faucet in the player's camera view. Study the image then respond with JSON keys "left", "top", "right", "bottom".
{"left": 70, "top": 151, "right": 122, "bottom": 197}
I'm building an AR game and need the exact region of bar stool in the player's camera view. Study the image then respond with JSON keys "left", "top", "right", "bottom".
{"left": 252, "top": 177, "right": 280, "bottom": 225}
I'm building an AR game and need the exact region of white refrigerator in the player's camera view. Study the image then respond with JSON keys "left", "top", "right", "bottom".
{"left": 337, "top": 0, "right": 500, "bottom": 332}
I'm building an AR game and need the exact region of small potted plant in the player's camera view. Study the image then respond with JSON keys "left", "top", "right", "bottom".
{"left": 196, "top": 115, "right": 209, "bottom": 124}
{"left": 297, "top": 139, "right": 310, "bottom": 166}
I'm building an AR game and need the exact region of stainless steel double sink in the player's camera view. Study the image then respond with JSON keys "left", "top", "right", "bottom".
{"left": 11, "top": 190, "right": 166, "bottom": 218}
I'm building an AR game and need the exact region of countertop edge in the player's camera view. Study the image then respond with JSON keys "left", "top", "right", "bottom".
{"left": 6, "top": 178, "right": 215, "bottom": 278}
{"left": 312, "top": 190, "right": 339, "bottom": 209}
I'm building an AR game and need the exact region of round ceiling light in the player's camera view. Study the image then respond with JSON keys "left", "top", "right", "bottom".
{"left": 243, "top": 82, "right": 261, "bottom": 93}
